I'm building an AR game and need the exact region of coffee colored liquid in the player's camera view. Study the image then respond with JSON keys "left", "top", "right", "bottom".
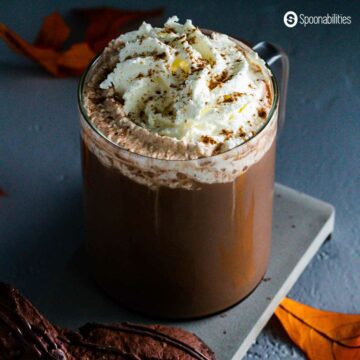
{"left": 82, "top": 138, "right": 276, "bottom": 318}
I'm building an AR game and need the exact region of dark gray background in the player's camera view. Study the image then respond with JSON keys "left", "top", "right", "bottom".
{"left": 0, "top": 0, "right": 359, "bottom": 358}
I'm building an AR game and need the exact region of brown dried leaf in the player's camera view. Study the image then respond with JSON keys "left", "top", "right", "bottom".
{"left": 34, "top": 11, "right": 70, "bottom": 49}
{"left": 0, "top": 23, "right": 60, "bottom": 75}
{"left": 57, "top": 42, "right": 95, "bottom": 76}
{"left": 77, "top": 7, "right": 164, "bottom": 52}
{"left": 0, "top": 7, "right": 164, "bottom": 76}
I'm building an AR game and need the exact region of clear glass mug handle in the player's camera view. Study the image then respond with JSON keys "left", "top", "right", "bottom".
{"left": 252, "top": 42, "right": 289, "bottom": 133}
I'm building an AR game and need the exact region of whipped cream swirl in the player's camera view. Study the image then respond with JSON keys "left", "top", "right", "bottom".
{"left": 99, "top": 16, "right": 272, "bottom": 155}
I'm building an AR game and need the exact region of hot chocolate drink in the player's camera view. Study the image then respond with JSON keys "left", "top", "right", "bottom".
{"left": 79, "top": 16, "right": 278, "bottom": 318}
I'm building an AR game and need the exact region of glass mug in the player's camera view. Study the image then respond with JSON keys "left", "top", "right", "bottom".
{"left": 78, "top": 31, "right": 289, "bottom": 319}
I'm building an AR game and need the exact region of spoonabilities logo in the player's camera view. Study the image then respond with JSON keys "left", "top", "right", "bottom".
{"left": 284, "top": 11, "right": 351, "bottom": 28}
{"left": 284, "top": 11, "right": 298, "bottom": 28}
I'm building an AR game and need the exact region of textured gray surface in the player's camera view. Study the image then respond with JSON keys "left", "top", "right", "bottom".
{"left": 0, "top": 0, "right": 359, "bottom": 359}
{"left": 33, "top": 184, "right": 334, "bottom": 359}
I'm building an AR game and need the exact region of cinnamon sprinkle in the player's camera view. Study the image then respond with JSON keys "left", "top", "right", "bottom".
{"left": 238, "top": 127, "right": 247, "bottom": 138}
{"left": 219, "top": 92, "right": 245, "bottom": 104}
{"left": 220, "top": 129, "right": 233, "bottom": 139}
{"left": 200, "top": 135, "right": 217, "bottom": 145}
{"left": 212, "top": 143, "right": 223, "bottom": 154}
{"left": 258, "top": 108, "right": 267, "bottom": 119}
{"left": 208, "top": 70, "right": 228, "bottom": 90}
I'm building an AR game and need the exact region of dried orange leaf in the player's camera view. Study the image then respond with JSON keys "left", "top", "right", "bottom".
{"left": 0, "top": 23, "right": 60, "bottom": 75}
{"left": 1, "top": 8, "right": 164, "bottom": 77}
{"left": 34, "top": 11, "right": 70, "bottom": 49}
{"left": 77, "top": 7, "right": 164, "bottom": 52}
{"left": 0, "top": 23, "right": 93, "bottom": 77}
{"left": 57, "top": 42, "right": 95, "bottom": 76}
{"left": 275, "top": 297, "right": 360, "bottom": 360}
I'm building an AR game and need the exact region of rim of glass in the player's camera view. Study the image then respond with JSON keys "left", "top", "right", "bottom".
{"left": 77, "top": 33, "right": 279, "bottom": 163}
